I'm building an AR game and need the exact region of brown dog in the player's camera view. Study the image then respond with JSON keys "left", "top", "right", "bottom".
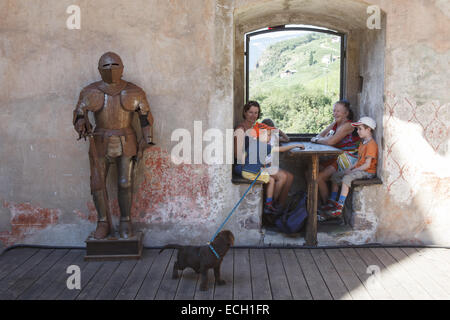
{"left": 159, "top": 230, "right": 234, "bottom": 291}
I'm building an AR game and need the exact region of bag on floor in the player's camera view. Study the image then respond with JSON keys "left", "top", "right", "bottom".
{"left": 274, "top": 191, "right": 308, "bottom": 234}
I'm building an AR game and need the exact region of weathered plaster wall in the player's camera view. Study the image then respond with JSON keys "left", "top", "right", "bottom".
{"left": 0, "top": 0, "right": 449, "bottom": 248}
{"left": 359, "top": 0, "right": 450, "bottom": 245}
{"left": 358, "top": 16, "right": 386, "bottom": 173}
{"left": 0, "top": 0, "right": 257, "bottom": 248}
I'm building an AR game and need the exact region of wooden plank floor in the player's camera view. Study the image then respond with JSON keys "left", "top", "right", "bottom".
{"left": 1, "top": 247, "right": 449, "bottom": 300}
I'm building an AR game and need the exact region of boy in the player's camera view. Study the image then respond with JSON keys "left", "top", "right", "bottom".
{"left": 319, "top": 116, "right": 378, "bottom": 220}
{"left": 261, "top": 118, "right": 288, "bottom": 175}
{"left": 239, "top": 124, "right": 304, "bottom": 213}
{"left": 261, "top": 118, "right": 290, "bottom": 143}
{"left": 256, "top": 125, "right": 304, "bottom": 213}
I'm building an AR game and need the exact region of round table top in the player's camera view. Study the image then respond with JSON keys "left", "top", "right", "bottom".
{"left": 284, "top": 141, "right": 343, "bottom": 156}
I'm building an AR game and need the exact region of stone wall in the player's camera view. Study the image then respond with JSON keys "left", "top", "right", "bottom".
{"left": 0, "top": 0, "right": 448, "bottom": 248}
{"left": 366, "top": 0, "right": 449, "bottom": 245}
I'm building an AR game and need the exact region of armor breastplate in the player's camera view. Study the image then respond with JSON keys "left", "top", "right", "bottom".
{"left": 75, "top": 80, "right": 146, "bottom": 158}
{"left": 94, "top": 94, "right": 134, "bottom": 129}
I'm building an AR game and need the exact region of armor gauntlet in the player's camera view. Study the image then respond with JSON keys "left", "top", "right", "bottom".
{"left": 73, "top": 95, "right": 88, "bottom": 138}
{"left": 73, "top": 86, "right": 103, "bottom": 138}
{"left": 137, "top": 96, "right": 154, "bottom": 145}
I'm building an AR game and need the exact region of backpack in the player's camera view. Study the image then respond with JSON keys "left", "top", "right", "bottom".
{"left": 272, "top": 192, "right": 308, "bottom": 234}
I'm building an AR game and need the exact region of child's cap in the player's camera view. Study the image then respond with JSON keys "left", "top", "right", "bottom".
{"left": 351, "top": 116, "right": 376, "bottom": 130}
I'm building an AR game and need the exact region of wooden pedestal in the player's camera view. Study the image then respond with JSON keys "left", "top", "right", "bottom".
{"left": 84, "top": 231, "right": 143, "bottom": 261}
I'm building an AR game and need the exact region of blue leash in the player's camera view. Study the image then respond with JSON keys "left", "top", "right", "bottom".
{"left": 207, "top": 170, "right": 262, "bottom": 259}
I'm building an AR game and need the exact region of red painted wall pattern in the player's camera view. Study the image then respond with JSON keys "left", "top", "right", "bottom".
{"left": 0, "top": 201, "right": 61, "bottom": 247}
{"left": 0, "top": 147, "right": 211, "bottom": 247}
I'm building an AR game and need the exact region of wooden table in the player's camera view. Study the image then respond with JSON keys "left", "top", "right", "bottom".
{"left": 285, "top": 142, "right": 342, "bottom": 246}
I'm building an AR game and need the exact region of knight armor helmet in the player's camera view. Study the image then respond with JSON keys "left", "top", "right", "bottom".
{"left": 98, "top": 52, "right": 124, "bottom": 84}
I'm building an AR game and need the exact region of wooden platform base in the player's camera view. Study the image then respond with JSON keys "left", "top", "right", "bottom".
{"left": 84, "top": 231, "right": 143, "bottom": 261}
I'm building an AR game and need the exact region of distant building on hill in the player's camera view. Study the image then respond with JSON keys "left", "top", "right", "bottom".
{"left": 280, "top": 69, "right": 297, "bottom": 78}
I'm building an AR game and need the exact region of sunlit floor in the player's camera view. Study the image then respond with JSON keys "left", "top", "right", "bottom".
{"left": 0, "top": 247, "right": 449, "bottom": 300}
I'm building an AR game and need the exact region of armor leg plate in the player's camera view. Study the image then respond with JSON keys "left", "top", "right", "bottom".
{"left": 117, "top": 155, "right": 135, "bottom": 238}
{"left": 91, "top": 157, "right": 112, "bottom": 238}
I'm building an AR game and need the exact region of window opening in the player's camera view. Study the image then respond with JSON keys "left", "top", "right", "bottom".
{"left": 245, "top": 25, "right": 346, "bottom": 134}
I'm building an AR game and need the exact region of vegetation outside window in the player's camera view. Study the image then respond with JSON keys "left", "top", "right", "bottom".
{"left": 246, "top": 26, "right": 346, "bottom": 134}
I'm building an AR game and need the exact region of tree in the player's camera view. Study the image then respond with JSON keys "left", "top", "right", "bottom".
{"left": 309, "top": 51, "right": 314, "bottom": 66}
{"left": 249, "top": 33, "right": 340, "bottom": 133}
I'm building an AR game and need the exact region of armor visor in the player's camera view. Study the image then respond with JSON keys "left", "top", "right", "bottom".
{"left": 98, "top": 52, "right": 124, "bottom": 84}
{"left": 99, "top": 67, "right": 123, "bottom": 84}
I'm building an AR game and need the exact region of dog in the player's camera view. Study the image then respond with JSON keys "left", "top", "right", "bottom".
{"left": 159, "top": 230, "right": 234, "bottom": 291}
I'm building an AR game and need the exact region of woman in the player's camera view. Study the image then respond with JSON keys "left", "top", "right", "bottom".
{"left": 234, "top": 101, "right": 295, "bottom": 213}
{"left": 311, "top": 100, "right": 360, "bottom": 211}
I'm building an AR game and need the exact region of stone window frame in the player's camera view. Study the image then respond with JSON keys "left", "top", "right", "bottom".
{"left": 234, "top": 9, "right": 386, "bottom": 176}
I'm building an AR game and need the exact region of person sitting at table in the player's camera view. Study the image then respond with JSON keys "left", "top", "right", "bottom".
{"left": 319, "top": 117, "right": 378, "bottom": 221}
{"left": 310, "top": 100, "right": 360, "bottom": 213}
{"left": 234, "top": 101, "right": 263, "bottom": 183}
{"left": 261, "top": 118, "right": 288, "bottom": 177}
{"left": 234, "top": 101, "right": 301, "bottom": 213}
{"left": 256, "top": 124, "right": 304, "bottom": 213}
{"left": 261, "top": 118, "right": 290, "bottom": 143}
{"left": 239, "top": 124, "right": 304, "bottom": 214}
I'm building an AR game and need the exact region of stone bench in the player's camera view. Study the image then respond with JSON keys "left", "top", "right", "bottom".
{"left": 231, "top": 172, "right": 265, "bottom": 185}
{"left": 314, "top": 177, "right": 383, "bottom": 227}
{"left": 351, "top": 177, "right": 382, "bottom": 187}
{"left": 233, "top": 170, "right": 382, "bottom": 229}
{"left": 343, "top": 177, "right": 382, "bottom": 226}
{"left": 233, "top": 172, "right": 382, "bottom": 187}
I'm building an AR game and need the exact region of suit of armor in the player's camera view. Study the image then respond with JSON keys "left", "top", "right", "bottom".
{"left": 73, "top": 52, "right": 153, "bottom": 239}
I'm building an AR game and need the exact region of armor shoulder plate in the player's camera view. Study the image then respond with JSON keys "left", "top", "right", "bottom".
{"left": 120, "top": 82, "right": 146, "bottom": 112}
{"left": 81, "top": 82, "right": 104, "bottom": 112}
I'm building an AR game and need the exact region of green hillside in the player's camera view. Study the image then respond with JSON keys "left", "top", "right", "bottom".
{"left": 250, "top": 33, "right": 341, "bottom": 133}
